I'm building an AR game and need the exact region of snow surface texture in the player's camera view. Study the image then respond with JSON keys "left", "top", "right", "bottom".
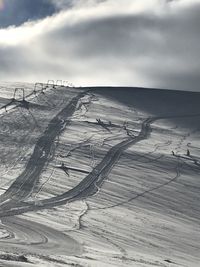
{"left": 0, "top": 83, "right": 199, "bottom": 267}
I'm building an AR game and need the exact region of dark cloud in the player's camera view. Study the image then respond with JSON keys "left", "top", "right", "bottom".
{"left": 0, "top": 0, "right": 57, "bottom": 28}
{"left": 0, "top": 0, "right": 200, "bottom": 91}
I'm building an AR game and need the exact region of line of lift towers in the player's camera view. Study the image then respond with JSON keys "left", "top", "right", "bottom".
{"left": 1, "top": 80, "right": 75, "bottom": 112}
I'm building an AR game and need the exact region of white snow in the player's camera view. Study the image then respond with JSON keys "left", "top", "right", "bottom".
{"left": 0, "top": 83, "right": 199, "bottom": 266}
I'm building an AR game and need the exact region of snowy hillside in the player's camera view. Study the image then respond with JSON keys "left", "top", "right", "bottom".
{"left": 0, "top": 82, "right": 199, "bottom": 267}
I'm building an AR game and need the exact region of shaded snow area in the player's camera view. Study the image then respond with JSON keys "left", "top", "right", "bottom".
{"left": 0, "top": 83, "right": 199, "bottom": 267}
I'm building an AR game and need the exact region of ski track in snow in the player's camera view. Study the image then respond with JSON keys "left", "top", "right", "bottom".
{"left": 0, "top": 83, "right": 199, "bottom": 266}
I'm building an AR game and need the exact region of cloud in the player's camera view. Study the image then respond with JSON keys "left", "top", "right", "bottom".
{"left": 0, "top": 0, "right": 200, "bottom": 91}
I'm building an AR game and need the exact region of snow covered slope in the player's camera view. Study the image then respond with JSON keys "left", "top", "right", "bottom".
{"left": 0, "top": 83, "right": 199, "bottom": 267}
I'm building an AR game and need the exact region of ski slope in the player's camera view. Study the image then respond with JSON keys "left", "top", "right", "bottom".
{"left": 0, "top": 83, "right": 199, "bottom": 267}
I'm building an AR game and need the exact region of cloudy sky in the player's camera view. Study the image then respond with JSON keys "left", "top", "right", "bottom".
{"left": 0, "top": 0, "right": 199, "bottom": 91}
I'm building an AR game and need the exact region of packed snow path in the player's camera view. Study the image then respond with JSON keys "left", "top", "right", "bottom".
{"left": 1, "top": 110, "right": 199, "bottom": 217}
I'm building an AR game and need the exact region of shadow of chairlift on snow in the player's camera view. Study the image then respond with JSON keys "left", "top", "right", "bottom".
{"left": 96, "top": 118, "right": 111, "bottom": 132}
{"left": 96, "top": 119, "right": 137, "bottom": 136}
{"left": 172, "top": 149, "right": 200, "bottom": 167}
{"left": 123, "top": 121, "right": 137, "bottom": 138}
{"left": 56, "top": 163, "right": 90, "bottom": 176}
{"left": 84, "top": 118, "right": 137, "bottom": 135}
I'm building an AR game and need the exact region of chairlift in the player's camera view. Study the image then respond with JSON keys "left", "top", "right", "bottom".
{"left": 56, "top": 80, "right": 63, "bottom": 86}
{"left": 47, "top": 80, "right": 55, "bottom": 88}
{"left": 34, "top": 83, "right": 44, "bottom": 94}
{"left": 13, "top": 88, "right": 25, "bottom": 101}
